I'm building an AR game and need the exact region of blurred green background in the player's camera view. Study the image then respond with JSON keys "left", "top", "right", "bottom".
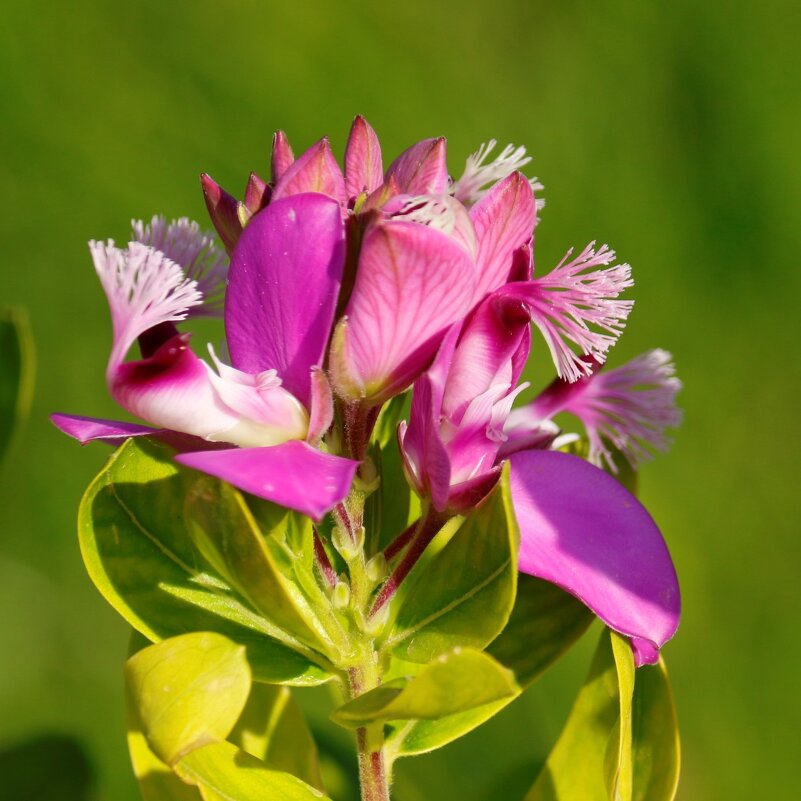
{"left": 1, "top": 0, "right": 799, "bottom": 798}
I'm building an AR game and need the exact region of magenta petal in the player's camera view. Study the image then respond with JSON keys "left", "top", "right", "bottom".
{"left": 50, "top": 413, "right": 229, "bottom": 453}
{"left": 345, "top": 116, "right": 384, "bottom": 200}
{"left": 508, "top": 449, "right": 680, "bottom": 664}
{"left": 386, "top": 137, "right": 448, "bottom": 195}
{"left": 271, "top": 138, "right": 347, "bottom": 204}
{"left": 470, "top": 172, "right": 536, "bottom": 303}
{"left": 441, "top": 292, "right": 532, "bottom": 420}
{"left": 225, "top": 194, "right": 346, "bottom": 406}
{"left": 337, "top": 220, "right": 475, "bottom": 400}
{"left": 175, "top": 442, "right": 359, "bottom": 521}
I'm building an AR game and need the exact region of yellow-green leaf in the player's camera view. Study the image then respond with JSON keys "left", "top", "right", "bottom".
{"left": 332, "top": 648, "right": 519, "bottom": 730}
{"left": 176, "top": 740, "right": 330, "bottom": 801}
{"left": 79, "top": 438, "right": 332, "bottom": 685}
{"left": 230, "top": 683, "right": 325, "bottom": 791}
{"left": 125, "top": 632, "right": 251, "bottom": 766}
{"left": 185, "top": 477, "right": 331, "bottom": 655}
{"left": 523, "top": 629, "right": 679, "bottom": 801}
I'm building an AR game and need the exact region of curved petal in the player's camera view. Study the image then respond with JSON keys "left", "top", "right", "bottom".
{"left": 50, "top": 413, "right": 159, "bottom": 444}
{"left": 49, "top": 413, "right": 229, "bottom": 452}
{"left": 508, "top": 449, "right": 680, "bottom": 665}
{"left": 271, "top": 138, "right": 346, "bottom": 204}
{"left": 398, "top": 325, "right": 459, "bottom": 509}
{"left": 470, "top": 172, "right": 536, "bottom": 303}
{"left": 175, "top": 442, "right": 359, "bottom": 521}
{"left": 225, "top": 194, "right": 346, "bottom": 406}
{"left": 110, "top": 333, "right": 242, "bottom": 441}
{"left": 334, "top": 220, "right": 476, "bottom": 401}
{"left": 386, "top": 138, "right": 448, "bottom": 195}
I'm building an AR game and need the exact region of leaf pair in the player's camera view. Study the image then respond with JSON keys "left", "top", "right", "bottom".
{"left": 125, "top": 631, "right": 328, "bottom": 801}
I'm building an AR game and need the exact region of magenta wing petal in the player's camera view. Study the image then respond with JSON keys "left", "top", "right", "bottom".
{"left": 50, "top": 413, "right": 159, "bottom": 444}
{"left": 336, "top": 220, "right": 476, "bottom": 401}
{"left": 50, "top": 413, "right": 230, "bottom": 453}
{"left": 225, "top": 194, "right": 346, "bottom": 406}
{"left": 385, "top": 138, "right": 448, "bottom": 195}
{"left": 470, "top": 172, "right": 536, "bottom": 303}
{"left": 508, "top": 449, "right": 680, "bottom": 665}
{"left": 175, "top": 442, "right": 359, "bottom": 521}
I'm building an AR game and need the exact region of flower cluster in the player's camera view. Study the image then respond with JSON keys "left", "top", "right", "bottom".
{"left": 54, "top": 117, "right": 682, "bottom": 665}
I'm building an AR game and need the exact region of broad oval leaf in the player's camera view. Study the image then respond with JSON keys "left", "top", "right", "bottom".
{"left": 332, "top": 648, "right": 518, "bottom": 729}
{"left": 79, "top": 437, "right": 332, "bottom": 685}
{"left": 176, "top": 740, "right": 330, "bottom": 801}
{"left": 386, "top": 463, "right": 519, "bottom": 662}
{"left": 125, "top": 632, "right": 251, "bottom": 766}
{"left": 488, "top": 574, "right": 594, "bottom": 688}
{"left": 230, "top": 683, "right": 325, "bottom": 791}
{"left": 184, "top": 477, "right": 332, "bottom": 655}
{"left": 126, "top": 631, "right": 203, "bottom": 801}
{"left": 523, "top": 629, "right": 679, "bottom": 801}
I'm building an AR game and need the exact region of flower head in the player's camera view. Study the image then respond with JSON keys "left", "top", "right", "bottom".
{"left": 54, "top": 116, "right": 681, "bottom": 663}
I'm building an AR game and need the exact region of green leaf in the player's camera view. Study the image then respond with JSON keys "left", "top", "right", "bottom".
{"left": 488, "top": 575, "right": 594, "bottom": 687}
{"left": 0, "top": 307, "right": 34, "bottom": 461}
{"left": 332, "top": 648, "right": 519, "bottom": 729}
{"left": 230, "top": 683, "right": 325, "bottom": 792}
{"left": 125, "top": 632, "right": 252, "bottom": 766}
{"left": 381, "top": 578, "right": 593, "bottom": 760}
{"left": 176, "top": 741, "right": 331, "bottom": 801}
{"left": 630, "top": 657, "right": 681, "bottom": 801}
{"left": 184, "top": 477, "right": 331, "bottom": 655}
{"left": 79, "top": 437, "right": 332, "bottom": 685}
{"left": 386, "top": 464, "right": 519, "bottom": 662}
{"left": 523, "top": 630, "right": 679, "bottom": 801}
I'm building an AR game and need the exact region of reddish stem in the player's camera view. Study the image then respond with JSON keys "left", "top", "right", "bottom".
{"left": 369, "top": 509, "right": 447, "bottom": 619}
{"left": 382, "top": 519, "right": 418, "bottom": 562}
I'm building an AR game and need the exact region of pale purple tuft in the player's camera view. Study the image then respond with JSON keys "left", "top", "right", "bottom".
{"left": 502, "top": 242, "right": 634, "bottom": 382}
{"left": 526, "top": 349, "right": 683, "bottom": 471}
{"left": 132, "top": 216, "right": 228, "bottom": 315}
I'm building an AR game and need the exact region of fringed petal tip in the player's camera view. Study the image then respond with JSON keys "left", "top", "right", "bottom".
{"left": 504, "top": 242, "right": 634, "bottom": 382}
{"left": 89, "top": 239, "right": 203, "bottom": 373}
{"left": 131, "top": 215, "right": 228, "bottom": 316}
